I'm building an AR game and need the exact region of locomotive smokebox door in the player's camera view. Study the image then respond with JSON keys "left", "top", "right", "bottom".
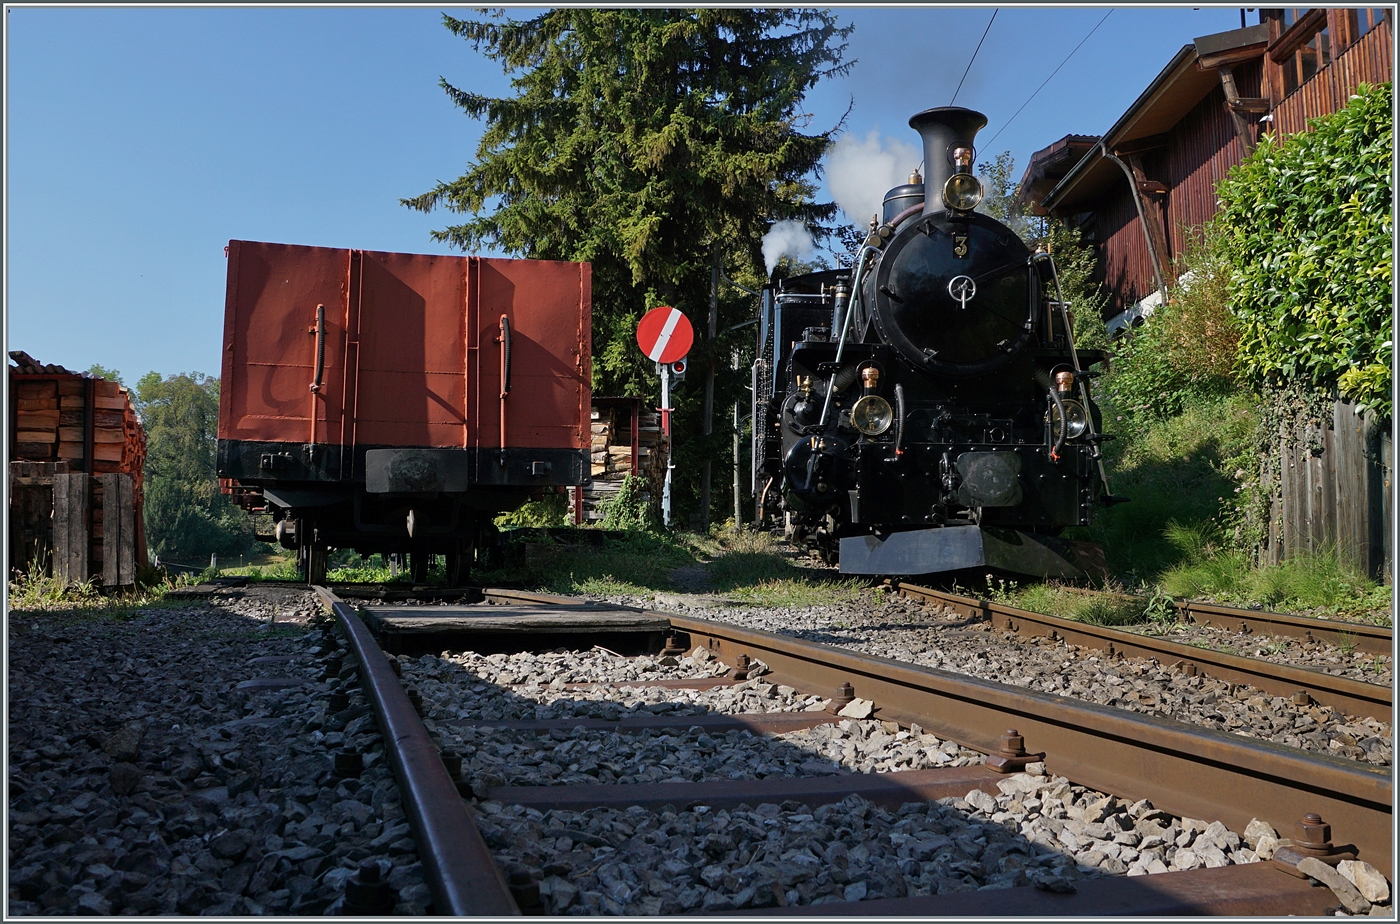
{"left": 955, "top": 452, "right": 1023, "bottom": 507}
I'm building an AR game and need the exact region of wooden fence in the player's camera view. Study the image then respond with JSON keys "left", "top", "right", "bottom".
{"left": 10, "top": 462, "right": 138, "bottom": 587}
{"left": 1261, "top": 398, "right": 1391, "bottom": 580}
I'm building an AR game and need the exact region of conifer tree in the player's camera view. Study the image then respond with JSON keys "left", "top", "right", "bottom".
{"left": 403, "top": 8, "right": 852, "bottom": 397}
{"left": 404, "top": 9, "right": 854, "bottom": 524}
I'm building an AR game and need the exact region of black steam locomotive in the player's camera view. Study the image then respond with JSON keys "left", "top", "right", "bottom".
{"left": 752, "top": 107, "right": 1115, "bottom": 578}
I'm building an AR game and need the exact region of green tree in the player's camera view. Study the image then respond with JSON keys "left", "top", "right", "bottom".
{"left": 136, "top": 372, "right": 254, "bottom": 563}
{"left": 85, "top": 364, "right": 123, "bottom": 386}
{"left": 403, "top": 10, "right": 852, "bottom": 525}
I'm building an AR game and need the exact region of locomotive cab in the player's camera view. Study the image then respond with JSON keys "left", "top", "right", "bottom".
{"left": 753, "top": 107, "right": 1113, "bottom": 579}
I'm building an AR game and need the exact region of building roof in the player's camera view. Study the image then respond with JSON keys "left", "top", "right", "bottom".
{"left": 1038, "top": 23, "right": 1272, "bottom": 214}
{"left": 1040, "top": 43, "right": 1220, "bottom": 212}
{"left": 1013, "top": 134, "right": 1101, "bottom": 217}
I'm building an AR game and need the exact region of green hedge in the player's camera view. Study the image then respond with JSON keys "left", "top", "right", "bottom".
{"left": 1215, "top": 82, "right": 1392, "bottom": 418}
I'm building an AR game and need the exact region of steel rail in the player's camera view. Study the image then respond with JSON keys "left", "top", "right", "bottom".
{"left": 893, "top": 580, "right": 1392, "bottom": 654}
{"left": 1181, "top": 599, "right": 1392, "bottom": 655}
{"left": 481, "top": 589, "right": 1390, "bottom": 868}
{"left": 890, "top": 581, "right": 1392, "bottom": 723}
{"left": 640, "top": 611, "right": 1393, "bottom": 872}
{"left": 312, "top": 586, "right": 520, "bottom": 916}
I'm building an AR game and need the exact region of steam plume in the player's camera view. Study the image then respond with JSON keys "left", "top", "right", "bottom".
{"left": 761, "top": 220, "right": 817, "bottom": 275}
{"left": 825, "top": 130, "right": 921, "bottom": 227}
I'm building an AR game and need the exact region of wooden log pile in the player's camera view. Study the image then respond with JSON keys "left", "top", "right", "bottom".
{"left": 573, "top": 400, "right": 666, "bottom": 522}
{"left": 8, "top": 352, "right": 147, "bottom": 585}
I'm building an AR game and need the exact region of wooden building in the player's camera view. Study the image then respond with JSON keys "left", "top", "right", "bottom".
{"left": 8, "top": 352, "right": 148, "bottom": 586}
{"left": 1027, "top": 9, "right": 1392, "bottom": 319}
{"left": 1021, "top": 10, "right": 1393, "bottom": 579}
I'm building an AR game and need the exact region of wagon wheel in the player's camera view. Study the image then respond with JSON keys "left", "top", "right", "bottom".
{"left": 410, "top": 550, "right": 432, "bottom": 584}
{"left": 305, "top": 543, "right": 328, "bottom": 586}
{"left": 444, "top": 539, "right": 474, "bottom": 588}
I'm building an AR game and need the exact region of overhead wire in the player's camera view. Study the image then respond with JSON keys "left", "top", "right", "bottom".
{"left": 983, "top": 9, "right": 1113, "bottom": 149}
{"left": 950, "top": 9, "right": 998, "bottom": 106}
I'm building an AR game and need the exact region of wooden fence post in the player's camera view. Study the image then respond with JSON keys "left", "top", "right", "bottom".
{"left": 102, "top": 472, "right": 136, "bottom": 587}
{"left": 52, "top": 473, "right": 90, "bottom": 585}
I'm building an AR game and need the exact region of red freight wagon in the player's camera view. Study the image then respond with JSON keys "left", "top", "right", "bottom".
{"left": 216, "top": 240, "right": 591, "bottom": 583}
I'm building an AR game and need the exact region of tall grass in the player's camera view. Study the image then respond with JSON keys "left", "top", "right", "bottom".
{"left": 1158, "top": 522, "right": 1390, "bottom": 622}
{"left": 1071, "top": 392, "right": 1258, "bottom": 581}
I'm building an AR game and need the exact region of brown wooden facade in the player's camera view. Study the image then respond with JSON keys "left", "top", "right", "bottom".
{"left": 1028, "top": 10, "right": 1393, "bottom": 579}
{"left": 1033, "top": 10, "right": 1391, "bottom": 318}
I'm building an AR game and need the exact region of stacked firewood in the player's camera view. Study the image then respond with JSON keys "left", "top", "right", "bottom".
{"left": 8, "top": 353, "right": 147, "bottom": 582}
{"left": 11, "top": 364, "right": 146, "bottom": 477}
{"left": 577, "top": 402, "right": 665, "bottom": 521}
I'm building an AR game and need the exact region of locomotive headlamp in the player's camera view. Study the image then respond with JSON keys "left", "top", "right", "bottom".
{"left": 851, "top": 395, "right": 894, "bottom": 435}
{"left": 943, "top": 173, "right": 984, "bottom": 212}
{"left": 1050, "top": 399, "right": 1090, "bottom": 439}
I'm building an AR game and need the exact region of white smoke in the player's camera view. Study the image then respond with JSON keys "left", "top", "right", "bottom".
{"left": 825, "top": 130, "right": 922, "bottom": 227}
{"left": 761, "top": 220, "right": 818, "bottom": 275}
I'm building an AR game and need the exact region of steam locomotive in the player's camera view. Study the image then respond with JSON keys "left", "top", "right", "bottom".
{"left": 752, "top": 107, "right": 1115, "bottom": 578}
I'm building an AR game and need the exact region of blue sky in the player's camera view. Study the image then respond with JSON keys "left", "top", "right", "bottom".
{"left": 5, "top": 5, "right": 1250, "bottom": 383}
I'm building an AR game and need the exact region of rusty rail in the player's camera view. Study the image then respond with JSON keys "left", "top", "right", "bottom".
{"left": 893, "top": 580, "right": 1392, "bottom": 654}
{"left": 1181, "top": 599, "right": 1392, "bottom": 655}
{"left": 658, "top": 612, "right": 1393, "bottom": 871}
{"left": 481, "top": 588, "right": 1391, "bottom": 870}
{"left": 312, "top": 587, "right": 519, "bottom": 916}
{"left": 890, "top": 582, "right": 1391, "bottom": 724}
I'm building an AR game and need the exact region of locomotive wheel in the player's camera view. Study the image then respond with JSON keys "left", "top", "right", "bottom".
{"left": 410, "top": 550, "right": 431, "bottom": 584}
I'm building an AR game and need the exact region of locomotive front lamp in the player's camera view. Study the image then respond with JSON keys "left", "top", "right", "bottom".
{"left": 943, "top": 173, "right": 984, "bottom": 212}
{"left": 1051, "top": 399, "right": 1090, "bottom": 439}
{"left": 851, "top": 395, "right": 894, "bottom": 435}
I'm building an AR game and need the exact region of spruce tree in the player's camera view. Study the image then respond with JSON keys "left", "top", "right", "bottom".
{"left": 403, "top": 9, "right": 853, "bottom": 523}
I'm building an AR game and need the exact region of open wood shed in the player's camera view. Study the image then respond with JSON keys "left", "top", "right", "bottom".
{"left": 8, "top": 351, "right": 148, "bottom": 587}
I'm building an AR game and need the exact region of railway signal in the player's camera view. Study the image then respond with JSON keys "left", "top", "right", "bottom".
{"left": 636, "top": 306, "right": 693, "bottom": 528}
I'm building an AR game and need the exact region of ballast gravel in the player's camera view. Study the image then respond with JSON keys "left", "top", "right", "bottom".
{"left": 598, "top": 588, "right": 1392, "bottom": 767}
{"left": 397, "top": 643, "right": 1389, "bottom": 915}
{"left": 476, "top": 774, "right": 1278, "bottom": 914}
{"left": 7, "top": 587, "right": 430, "bottom": 916}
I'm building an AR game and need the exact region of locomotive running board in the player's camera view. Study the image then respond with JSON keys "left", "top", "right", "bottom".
{"left": 838, "top": 525, "right": 1104, "bottom": 579}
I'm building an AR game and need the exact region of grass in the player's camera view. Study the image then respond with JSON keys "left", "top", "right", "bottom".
{"left": 985, "top": 578, "right": 1156, "bottom": 627}
{"left": 1157, "top": 523, "right": 1391, "bottom": 624}
{"left": 477, "top": 528, "right": 695, "bottom": 596}
{"left": 7, "top": 558, "right": 181, "bottom": 619}
{"left": 1070, "top": 392, "right": 1258, "bottom": 582}
{"left": 467, "top": 524, "right": 870, "bottom": 607}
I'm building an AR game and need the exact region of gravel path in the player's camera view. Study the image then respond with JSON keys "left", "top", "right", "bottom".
{"left": 7, "top": 586, "right": 429, "bottom": 915}
{"left": 591, "top": 588, "right": 1392, "bottom": 768}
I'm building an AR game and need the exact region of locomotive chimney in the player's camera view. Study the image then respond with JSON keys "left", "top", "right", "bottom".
{"left": 908, "top": 106, "right": 988, "bottom": 217}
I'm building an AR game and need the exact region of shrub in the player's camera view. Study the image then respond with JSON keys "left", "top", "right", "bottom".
{"left": 1099, "top": 226, "right": 1241, "bottom": 423}
{"left": 1214, "top": 82, "right": 1392, "bottom": 418}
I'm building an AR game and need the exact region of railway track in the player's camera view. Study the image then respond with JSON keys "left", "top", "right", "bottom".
{"left": 888, "top": 581, "right": 1392, "bottom": 725}
{"left": 312, "top": 583, "right": 1393, "bottom": 916}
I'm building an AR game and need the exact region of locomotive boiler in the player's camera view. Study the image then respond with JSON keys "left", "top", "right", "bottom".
{"left": 216, "top": 241, "right": 591, "bottom": 584}
{"left": 752, "top": 107, "right": 1116, "bottom": 578}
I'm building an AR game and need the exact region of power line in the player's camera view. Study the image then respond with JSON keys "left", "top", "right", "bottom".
{"left": 950, "top": 10, "right": 998, "bottom": 106}
{"left": 983, "top": 9, "right": 1113, "bottom": 149}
